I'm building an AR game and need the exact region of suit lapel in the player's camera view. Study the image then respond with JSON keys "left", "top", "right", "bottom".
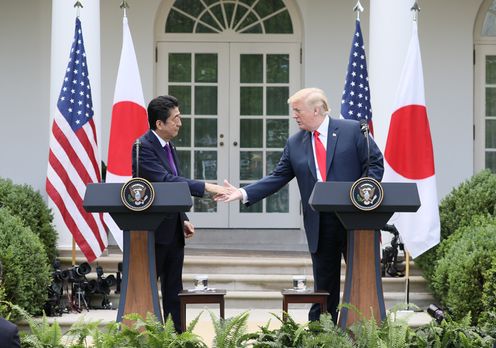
{"left": 304, "top": 131, "right": 317, "bottom": 180}
{"left": 326, "top": 119, "right": 339, "bottom": 178}
{"left": 146, "top": 131, "right": 175, "bottom": 174}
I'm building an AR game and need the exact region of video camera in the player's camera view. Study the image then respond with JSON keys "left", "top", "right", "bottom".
{"left": 86, "top": 265, "right": 116, "bottom": 309}
{"left": 381, "top": 224, "right": 405, "bottom": 277}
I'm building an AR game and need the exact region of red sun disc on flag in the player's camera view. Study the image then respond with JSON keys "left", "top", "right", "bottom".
{"left": 385, "top": 104, "right": 435, "bottom": 180}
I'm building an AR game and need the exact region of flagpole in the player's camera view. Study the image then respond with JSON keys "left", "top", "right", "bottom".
{"left": 71, "top": 0, "right": 84, "bottom": 268}
{"left": 411, "top": 1, "right": 420, "bottom": 22}
{"left": 404, "top": 250, "right": 410, "bottom": 305}
{"left": 353, "top": 0, "right": 364, "bottom": 20}
{"left": 120, "top": 0, "right": 129, "bottom": 18}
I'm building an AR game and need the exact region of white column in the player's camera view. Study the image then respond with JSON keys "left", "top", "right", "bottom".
{"left": 369, "top": 0, "right": 413, "bottom": 151}
{"left": 50, "top": 0, "right": 101, "bottom": 250}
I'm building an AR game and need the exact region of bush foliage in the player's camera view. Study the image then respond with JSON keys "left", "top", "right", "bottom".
{"left": 0, "top": 208, "right": 51, "bottom": 316}
{"left": 0, "top": 178, "right": 58, "bottom": 262}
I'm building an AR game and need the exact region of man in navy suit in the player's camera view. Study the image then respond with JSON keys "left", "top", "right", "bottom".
{"left": 217, "top": 88, "right": 384, "bottom": 323}
{"left": 132, "top": 95, "right": 226, "bottom": 332}
{"left": 0, "top": 260, "right": 21, "bottom": 348}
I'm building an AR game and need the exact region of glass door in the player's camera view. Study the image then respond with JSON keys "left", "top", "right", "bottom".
{"left": 228, "top": 43, "right": 300, "bottom": 228}
{"left": 475, "top": 45, "right": 496, "bottom": 172}
{"left": 156, "top": 42, "right": 229, "bottom": 227}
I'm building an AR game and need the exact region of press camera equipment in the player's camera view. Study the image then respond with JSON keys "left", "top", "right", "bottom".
{"left": 87, "top": 265, "right": 116, "bottom": 309}
{"left": 44, "top": 259, "right": 67, "bottom": 316}
{"left": 427, "top": 303, "right": 445, "bottom": 324}
{"left": 64, "top": 262, "right": 92, "bottom": 313}
{"left": 115, "top": 262, "right": 122, "bottom": 294}
{"left": 381, "top": 224, "right": 405, "bottom": 277}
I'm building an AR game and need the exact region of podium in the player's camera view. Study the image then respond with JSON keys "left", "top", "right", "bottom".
{"left": 83, "top": 182, "right": 192, "bottom": 325}
{"left": 309, "top": 182, "right": 420, "bottom": 328}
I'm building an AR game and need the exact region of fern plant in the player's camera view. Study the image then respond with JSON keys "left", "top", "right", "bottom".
{"left": 239, "top": 312, "right": 308, "bottom": 348}
{"left": 210, "top": 310, "right": 249, "bottom": 348}
{"left": 304, "top": 313, "right": 354, "bottom": 348}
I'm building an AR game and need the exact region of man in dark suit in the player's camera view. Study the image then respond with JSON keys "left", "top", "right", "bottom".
{"left": 132, "top": 95, "right": 226, "bottom": 332}
{"left": 0, "top": 260, "right": 21, "bottom": 348}
{"left": 216, "top": 88, "right": 384, "bottom": 323}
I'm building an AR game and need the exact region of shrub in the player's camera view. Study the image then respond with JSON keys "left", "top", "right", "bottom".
{"left": 431, "top": 216, "right": 496, "bottom": 325}
{"left": 0, "top": 208, "right": 51, "bottom": 316}
{"left": 480, "top": 259, "right": 496, "bottom": 328}
{"left": 415, "top": 170, "right": 496, "bottom": 282}
{"left": 0, "top": 178, "right": 58, "bottom": 263}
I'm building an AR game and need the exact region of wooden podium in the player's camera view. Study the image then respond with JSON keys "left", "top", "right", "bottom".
{"left": 309, "top": 182, "right": 420, "bottom": 328}
{"left": 83, "top": 182, "right": 192, "bottom": 325}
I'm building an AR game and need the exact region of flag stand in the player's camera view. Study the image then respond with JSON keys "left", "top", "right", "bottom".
{"left": 72, "top": 238, "right": 76, "bottom": 266}
{"left": 404, "top": 251, "right": 411, "bottom": 306}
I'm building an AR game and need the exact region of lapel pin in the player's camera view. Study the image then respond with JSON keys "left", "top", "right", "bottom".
{"left": 332, "top": 133, "right": 337, "bottom": 137}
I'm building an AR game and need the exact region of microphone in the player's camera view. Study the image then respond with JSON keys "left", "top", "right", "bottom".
{"left": 134, "top": 139, "right": 140, "bottom": 178}
{"left": 359, "top": 119, "right": 370, "bottom": 177}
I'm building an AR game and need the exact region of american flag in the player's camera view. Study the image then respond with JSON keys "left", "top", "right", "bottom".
{"left": 46, "top": 18, "right": 107, "bottom": 262}
{"left": 341, "top": 19, "right": 374, "bottom": 135}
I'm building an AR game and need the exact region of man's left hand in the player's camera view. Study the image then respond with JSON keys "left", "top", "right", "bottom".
{"left": 184, "top": 220, "right": 195, "bottom": 239}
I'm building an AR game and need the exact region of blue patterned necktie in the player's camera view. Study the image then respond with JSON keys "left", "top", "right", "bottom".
{"left": 163, "top": 143, "right": 178, "bottom": 176}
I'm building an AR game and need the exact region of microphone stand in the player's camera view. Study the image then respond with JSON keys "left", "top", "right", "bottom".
{"left": 360, "top": 120, "right": 370, "bottom": 177}
{"left": 134, "top": 139, "right": 140, "bottom": 178}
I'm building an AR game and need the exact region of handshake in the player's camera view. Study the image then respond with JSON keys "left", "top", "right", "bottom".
{"left": 204, "top": 180, "right": 243, "bottom": 203}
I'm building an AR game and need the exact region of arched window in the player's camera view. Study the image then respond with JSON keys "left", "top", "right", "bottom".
{"left": 165, "top": 0, "right": 293, "bottom": 34}
{"left": 474, "top": 0, "right": 496, "bottom": 172}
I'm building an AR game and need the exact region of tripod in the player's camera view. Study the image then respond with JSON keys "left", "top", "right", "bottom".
{"left": 70, "top": 282, "right": 89, "bottom": 312}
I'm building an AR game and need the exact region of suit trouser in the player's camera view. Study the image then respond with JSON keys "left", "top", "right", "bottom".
{"left": 155, "top": 237, "right": 184, "bottom": 333}
{"left": 309, "top": 212, "right": 347, "bottom": 324}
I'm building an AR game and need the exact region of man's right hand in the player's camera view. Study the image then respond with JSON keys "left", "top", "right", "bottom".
{"left": 214, "top": 180, "right": 243, "bottom": 202}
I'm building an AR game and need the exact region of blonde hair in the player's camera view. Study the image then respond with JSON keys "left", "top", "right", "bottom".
{"left": 288, "top": 88, "right": 330, "bottom": 114}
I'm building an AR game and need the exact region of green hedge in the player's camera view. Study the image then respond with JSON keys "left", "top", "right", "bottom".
{"left": 0, "top": 208, "right": 51, "bottom": 316}
{"left": 415, "top": 170, "right": 496, "bottom": 282}
{"left": 0, "top": 178, "right": 58, "bottom": 262}
{"left": 431, "top": 215, "right": 496, "bottom": 326}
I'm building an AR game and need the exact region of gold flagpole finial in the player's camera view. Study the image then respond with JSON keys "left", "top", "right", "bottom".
{"left": 411, "top": 1, "right": 420, "bottom": 22}
{"left": 353, "top": 0, "right": 364, "bottom": 21}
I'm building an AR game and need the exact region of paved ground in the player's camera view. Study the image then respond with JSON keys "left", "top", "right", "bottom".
{"left": 23, "top": 306, "right": 432, "bottom": 347}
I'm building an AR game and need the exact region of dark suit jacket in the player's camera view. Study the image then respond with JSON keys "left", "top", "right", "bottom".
{"left": 132, "top": 130, "right": 205, "bottom": 245}
{"left": 0, "top": 317, "right": 20, "bottom": 348}
{"left": 244, "top": 118, "right": 384, "bottom": 253}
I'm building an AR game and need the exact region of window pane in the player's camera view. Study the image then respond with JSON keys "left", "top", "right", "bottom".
{"left": 267, "top": 87, "right": 289, "bottom": 115}
{"left": 486, "top": 151, "right": 496, "bottom": 172}
{"left": 196, "top": 24, "right": 217, "bottom": 33}
{"left": 482, "top": 13, "right": 496, "bottom": 37}
{"left": 169, "top": 53, "right": 191, "bottom": 82}
{"left": 194, "top": 196, "right": 217, "bottom": 212}
{"left": 240, "top": 119, "right": 263, "bottom": 148}
{"left": 264, "top": 10, "right": 293, "bottom": 34}
{"left": 267, "top": 54, "right": 289, "bottom": 83}
{"left": 266, "top": 150, "right": 282, "bottom": 174}
{"left": 195, "top": 54, "right": 218, "bottom": 83}
{"left": 267, "top": 185, "right": 289, "bottom": 212}
{"left": 487, "top": 56, "right": 496, "bottom": 84}
{"left": 241, "top": 24, "right": 263, "bottom": 34}
{"left": 199, "top": 11, "right": 222, "bottom": 31}
{"left": 240, "top": 55, "right": 263, "bottom": 83}
{"left": 173, "top": 0, "right": 205, "bottom": 17}
{"left": 175, "top": 117, "right": 191, "bottom": 147}
{"left": 232, "top": 6, "right": 248, "bottom": 29}
{"left": 266, "top": 120, "right": 288, "bottom": 148}
{"left": 254, "top": 0, "right": 285, "bottom": 18}
{"left": 169, "top": 85, "right": 191, "bottom": 115}
{"left": 195, "top": 86, "right": 218, "bottom": 115}
{"left": 194, "top": 151, "right": 217, "bottom": 180}
{"left": 486, "top": 119, "right": 496, "bottom": 148}
{"left": 240, "top": 87, "right": 263, "bottom": 115}
{"left": 240, "top": 151, "right": 263, "bottom": 180}
{"left": 238, "top": 11, "right": 258, "bottom": 31}
{"left": 165, "top": 9, "right": 195, "bottom": 33}
{"left": 176, "top": 150, "right": 191, "bottom": 178}
{"left": 486, "top": 87, "right": 496, "bottom": 116}
{"left": 240, "top": 183, "right": 262, "bottom": 212}
{"left": 224, "top": 3, "right": 235, "bottom": 26}
{"left": 210, "top": 4, "right": 226, "bottom": 28}
{"left": 195, "top": 119, "right": 217, "bottom": 147}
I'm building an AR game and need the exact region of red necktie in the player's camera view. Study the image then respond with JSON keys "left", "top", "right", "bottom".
{"left": 314, "top": 131, "right": 326, "bottom": 181}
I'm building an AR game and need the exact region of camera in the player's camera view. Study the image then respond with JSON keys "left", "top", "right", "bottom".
{"left": 44, "top": 259, "right": 67, "bottom": 316}
{"left": 86, "top": 265, "right": 116, "bottom": 309}
{"left": 381, "top": 224, "right": 405, "bottom": 277}
{"left": 427, "top": 304, "right": 445, "bottom": 323}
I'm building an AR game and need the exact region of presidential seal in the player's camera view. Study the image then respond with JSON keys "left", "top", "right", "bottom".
{"left": 350, "top": 177, "right": 384, "bottom": 211}
{"left": 121, "top": 177, "right": 155, "bottom": 211}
